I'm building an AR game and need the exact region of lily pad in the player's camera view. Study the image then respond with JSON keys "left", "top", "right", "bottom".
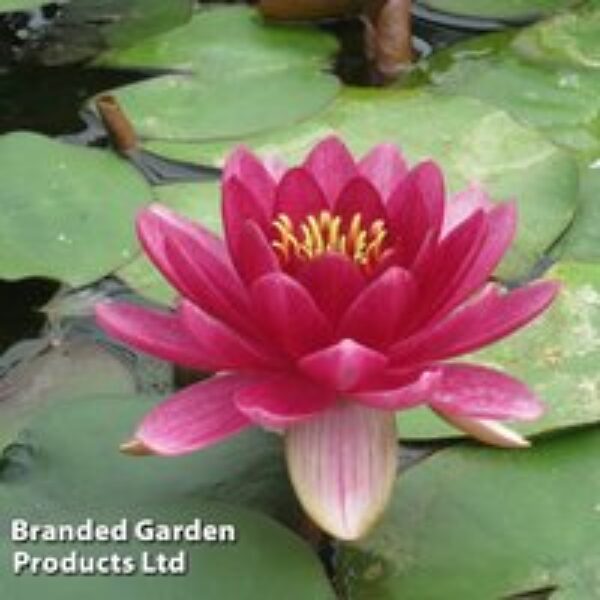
{"left": 0, "top": 132, "right": 152, "bottom": 286}
{"left": 0, "top": 339, "right": 135, "bottom": 450}
{"left": 555, "top": 163, "right": 600, "bottom": 262}
{"left": 8, "top": 394, "right": 296, "bottom": 519}
{"left": 97, "top": 5, "right": 337, "bottom": 72}
{"left": 31, "top": 0, "right": 194, "bottom": 65}
{"left": 0, "top": 393, "right": 330, "bottom": 598}
{"left": 117, "top": 182, "right": 221, "bottom": 305}
{"left": 95, "top": 6, "right": 339, "bottom": 142}
{"left": 399, "top": 262, "right": 600, "bottom": 439}
{"left": 0, "top": 408, "right": 326, "bottom": 598}
{"left": 0, "top": 0, "right": 49, "bottom": 11}
{"left": 416, "top": 0, "right": 579, "bottom": 21}
{"left": 513, "top": 7, "right": 600, "bottom": 70}
{"left": 148, "top": 89, "right": 578, "bottom": 282}
{"left": 0, "top": 500, "right": 333, "bottom": 600}
{"left": 337, "top": 426, "right": 600, "bottom": 599}
{"left": 425, "top": 32, "right": 600, "bottom": 155}
{"left": 108, "top": 69, "right": 339, "bottom": 142}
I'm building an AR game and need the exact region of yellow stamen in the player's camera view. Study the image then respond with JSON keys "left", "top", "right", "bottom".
{"left": 271, "top": 210, "right": 388, "bottom": 270}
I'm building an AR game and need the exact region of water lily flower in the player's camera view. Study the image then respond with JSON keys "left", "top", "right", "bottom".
{"left": 96, "top": 137, "right": 558, "bottom": 540}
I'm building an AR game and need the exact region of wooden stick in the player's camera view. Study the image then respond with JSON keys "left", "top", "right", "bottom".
{"left": 95, "top": 94, "right": 138, "bottom": 154}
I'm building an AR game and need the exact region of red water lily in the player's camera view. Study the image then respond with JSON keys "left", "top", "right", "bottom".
{"left": 96, "top": 137, "right": 558, "bottom": 540}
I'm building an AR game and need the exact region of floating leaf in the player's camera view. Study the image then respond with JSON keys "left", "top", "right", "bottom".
{"left": 0, "top": 133, "right": 152, "bottom": 286}
{"left": 513, "top": 7, "right": 600, "bottom": 70}
{"left": 0, "top": 399, "right": 327, "bottom": 597}
{"left": 0, "top": 339, "right": 135, "bottom": 450}
{"left": 337, "top": 426, "right": 600, "bottom": 599}
{"left": 9, "top": 394, "right": 296, "bottom": 519}
{"left": 0, "top": 0, "right": 51, "bottom": 11}
{"left": 108, "top": 70, "right": 338, "bottom": 142}
{"left": 399, "top": 262, "right": 600, "bottom": 439}
{"left": 554, "top": 163, "right": 600, "bottom": 262}
{"left": 95, "top": 6, "right": 339, "bottom": 142}
{"left": 425, "top": 30, "right": 600, "bottom": 155}
{"left": 416, "top": 0, "right": 578, "bottom": 21}
{"left": 98, "top": 5, "right": 337, "bottom": 72}
{"left": 147, "top": 89, "right": 578, "bottom": 282}
{"left": 0, "top": 393, "right": 330, "bottom": 598}
{"left": 30, "top": 0, "right": 195, "bottom": 65}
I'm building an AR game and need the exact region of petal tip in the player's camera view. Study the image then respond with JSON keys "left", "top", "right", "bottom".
{"left": 120, "top": 438, "right": 154, "bottom": 456}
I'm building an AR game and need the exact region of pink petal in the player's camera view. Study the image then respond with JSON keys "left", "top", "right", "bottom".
{"left": 391, "top": 281, "right": 559, "bottom": 365}
{"left": 352, "top": 369, "right": 441, "bottom": 410}
{"left": 231, "top": 220, "right": 280, "bottom": 284}
{"left": 222, "top": 177, "right": 271, "bottom": 257}
{"left": 135, "top": 374, "right": 253, "bottom": 456}
{"left": 96, "top": 302, "right": 219, "bottom": 371}
{"left": 429, "top": 203, "right": 517, "bottom": 321}
{"left": 386, "top": 177, "right": 431, "bottom": 263}
{"left": 223, "top": 146, "right": 276, "bottom": 214}
{"left": 338, "top": 267, "right": 416, "bottom": 348}
{"left": 136, "top": 204, "right": 229, "bottom": 300}
{"left": 164, "top": 234, "right": 253, "bottom": 335}
{"left": 234, "top": 373, "right": 336, "bottom": 428}
{"left": 298, "top": 339, "right": 389, "bottom": 392}
{"left": 296, "top": 253, "right": 366, "bottom": 323}
{"left": 303, "top": 136, "right": 357, "bottom": 204}
{"left": 386, "top": 161, "right": 445, "bottom": 261}
{"left": 410, "top": 160, "right": 446, "bottom": 233}
{"left": 274, "top": 167, "right": 328, "bottom": 224}
{"left": 285, "top": 401, "right": 397, "bottom": 540}
{"left": 442, "top": 184, "right": 494, "bottom": 237}
{"left": 334, "top": 177, "right": 387, "bottom": 229}
{"left": 433, "top": 412, "right": 531, "bottom": 449}
{"left": 430, "top": 364, "right": 544, "bottom": 421}
{"left": 413, "top": 209, "right": 487, "bottom": 324}
{"left": 179, "top": 299, "right": 280, "bottom": 370}
{"left": 262, "top": 154, "right": 288, "bottom": 182}
{"left": 358, "top": 143, "right": 408, "bottom": 200}
{"left": 137, "top": 205, "right": 250, "bottom": 324}
{"left": 251, "top": 272, "right": 333, "bottom": 357}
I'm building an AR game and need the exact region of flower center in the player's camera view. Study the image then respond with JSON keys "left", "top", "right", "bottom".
{"left": 271, "top": 210, "right": 388, "bottom": 269}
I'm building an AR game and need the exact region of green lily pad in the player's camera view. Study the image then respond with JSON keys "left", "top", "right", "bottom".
{"left": 0, "top": 394, "right": 329, "bottom": 598}
{"left": 1, "top": 499, "right": 333, "bottom": 600}
{"left": 148, "top": 89, "right": 578, "bottom": 282}
{"left": 0, "top": 0, "right": 49, "bottom": 11}
{"left": 0, "top": 500, "right": 333, "bottom": 600}
{"left": 0, "top": 339, "right": 135, "bottom": 450}
{"left": 553, "top": 162, "right": 600, "bottom": 262}
{"left": 95, "top": 6, "right": 339, "bottom": 142}
{"left": 9, "top": 394, "right": 296, "bottom": 519}
{"left": 417, "top": 0, "right": 579, "bottom": 21}
{"left": 117, "top": 182, "right": 221, "bottom": 305}
{"left": 97, "top": 5, "right": 337, "bottom": 72}
{"left": 337, "top": 426, "right": 600, "bottom": 599}
{"left": 399, "top": 262, "right": 600, "bottom": 439}
{"left": 109, "top": 69, "right": 338, "bottom": 142}
{"left": 0, "top": 132, "right": 152, "bottom": 286}
{"left": 513, "top": 7, "right": 600, "bottom": 70}
{"left": 425, "top": 32, "right": 600, "bottom": 155}
{"left": 29, "top": 0, "right": 194, "bottom": 65}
